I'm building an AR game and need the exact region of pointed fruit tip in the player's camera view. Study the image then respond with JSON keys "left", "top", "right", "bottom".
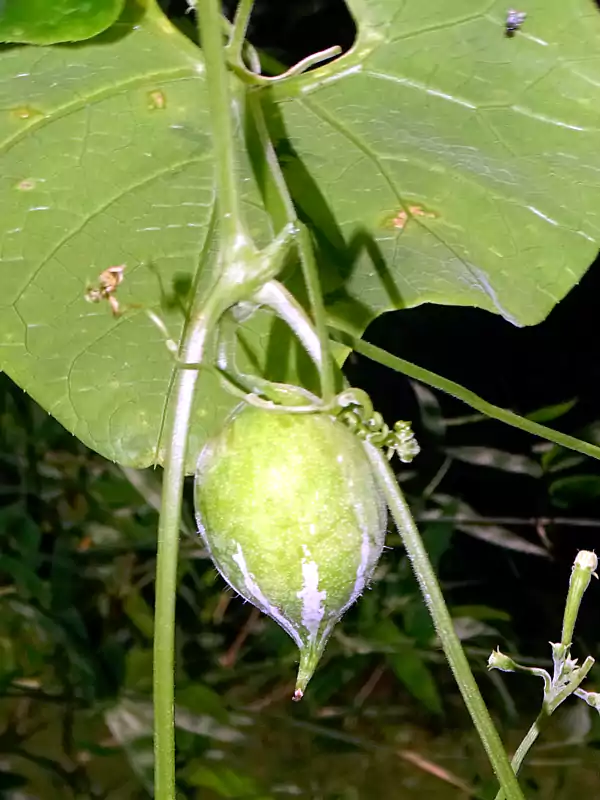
{"left": 295, "top": 645, "right": 321, "bottom": 701}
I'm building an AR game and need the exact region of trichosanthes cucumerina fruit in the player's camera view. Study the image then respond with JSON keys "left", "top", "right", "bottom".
{"left": 194, "top": 404, "right": 387, "bottom": 698}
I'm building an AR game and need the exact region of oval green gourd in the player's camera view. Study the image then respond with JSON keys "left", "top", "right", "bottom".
{"left": 194, "top": 404, "right": 387, "bottom": 698}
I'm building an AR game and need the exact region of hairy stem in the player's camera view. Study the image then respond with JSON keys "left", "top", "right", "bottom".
{"left": 154, "top": 296, "right": 222, "bottom": 799}
{"left": 366, "top": 445, "right": 525, "bottom": 800}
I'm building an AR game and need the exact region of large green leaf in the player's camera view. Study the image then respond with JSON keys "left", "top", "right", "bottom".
{"left": 0, "top": 0, "right": 125, "bottom": 44}
{"left": 268, "top": 0, "right": 600, "bottom": 330}
{"left": 1, "top": 0, "right": 599, "bottom": 469}
{"left": 0, "top": 1, "right": 281, "bottom": 470}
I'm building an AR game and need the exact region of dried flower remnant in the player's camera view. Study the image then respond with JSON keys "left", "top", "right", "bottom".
{"left": 85, "top": 265, "right": 127, "bottom": 316}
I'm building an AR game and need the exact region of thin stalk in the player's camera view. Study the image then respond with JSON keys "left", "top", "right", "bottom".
{"left": 270, "top": 46, "right": 342, "bottom": 82}
{"left": 227, "top": 0, "right": 255, "bottom": 66}
{"left": 296, "top": 225, "right": 335, "bottom": 402}
{"left": 507, "top": 716, "right": 542, "bottom": 774}
{"left": 366, "top": 444, "right": 525, "bottom": 800}
{"left": 197, "top": 0, "right": 246, "bottom": 246}
{"left": 247, "top": 93, "right": 336, "bottom": 400}
{"left": 493, "top": 715, "right": 542, "bottom": 800}
{"left": 246, "top": 91, "right": 296, "bottom": 227}
{"left": 330, "top": 329, "right": 600, "bottom": 463}
{"left": 154, "top": 296, "right": 223, "bottom": 800}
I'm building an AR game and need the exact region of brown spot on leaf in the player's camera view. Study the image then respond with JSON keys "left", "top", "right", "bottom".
{"left": 16, "top": 178, "right": 36, "bottom": 191}
{"left": 148, "top": 90, "right": 166, "bottom": 110}
{"left": 11, "top": 106, "right": 42, "bottom": 121}
{"left": 387, "top": 203, "right": 438, "bottom": 230}
{"left": 392, "top": 210, "right": 409, "bottom": 229}
{"left": 408, "top": 204, "right": 436, "bottom": 219}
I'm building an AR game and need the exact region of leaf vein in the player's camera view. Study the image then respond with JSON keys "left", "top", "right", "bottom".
{"left": 0, "top": 67, "right": 199, "bottom": 159}
{"left": 12, "top": 153, "right": 211, "bottom": 307}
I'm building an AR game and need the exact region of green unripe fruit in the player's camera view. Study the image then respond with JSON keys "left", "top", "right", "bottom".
{"left": 195, "top": 404, "right": 387, "bottom": 698}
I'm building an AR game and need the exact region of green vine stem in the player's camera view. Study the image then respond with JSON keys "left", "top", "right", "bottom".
{"left": 229, "top": 45, "right": 343, "bottom": 85}
{"left": 330, "top": 328, "right": 600, "bottom": 462}
{"left": 197, "top": 0, "right": 246, "bottom": 250}
{"left": 153, "top": 295, "right": 222, "bottom": 800}
{"left": 365, "top": 444, "right": 525, "bottom": 800}
{"left": 226, "top": 0, "right": 253, "bottom": 61}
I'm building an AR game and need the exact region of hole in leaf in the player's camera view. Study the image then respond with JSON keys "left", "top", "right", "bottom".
{"left": 223, "top": 0, "right": 356, "bottom": 71}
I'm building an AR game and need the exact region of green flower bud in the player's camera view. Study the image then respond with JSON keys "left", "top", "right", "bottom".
{"left": 195, "top": 405, "right": 387, "bottom": 698}
{"left": 488, "top": 649, "right": 519, "bottom": 673}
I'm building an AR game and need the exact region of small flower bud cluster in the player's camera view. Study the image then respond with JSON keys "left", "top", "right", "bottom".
{"left": 335, "top": 389, "right": 420, "bottom": 463}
